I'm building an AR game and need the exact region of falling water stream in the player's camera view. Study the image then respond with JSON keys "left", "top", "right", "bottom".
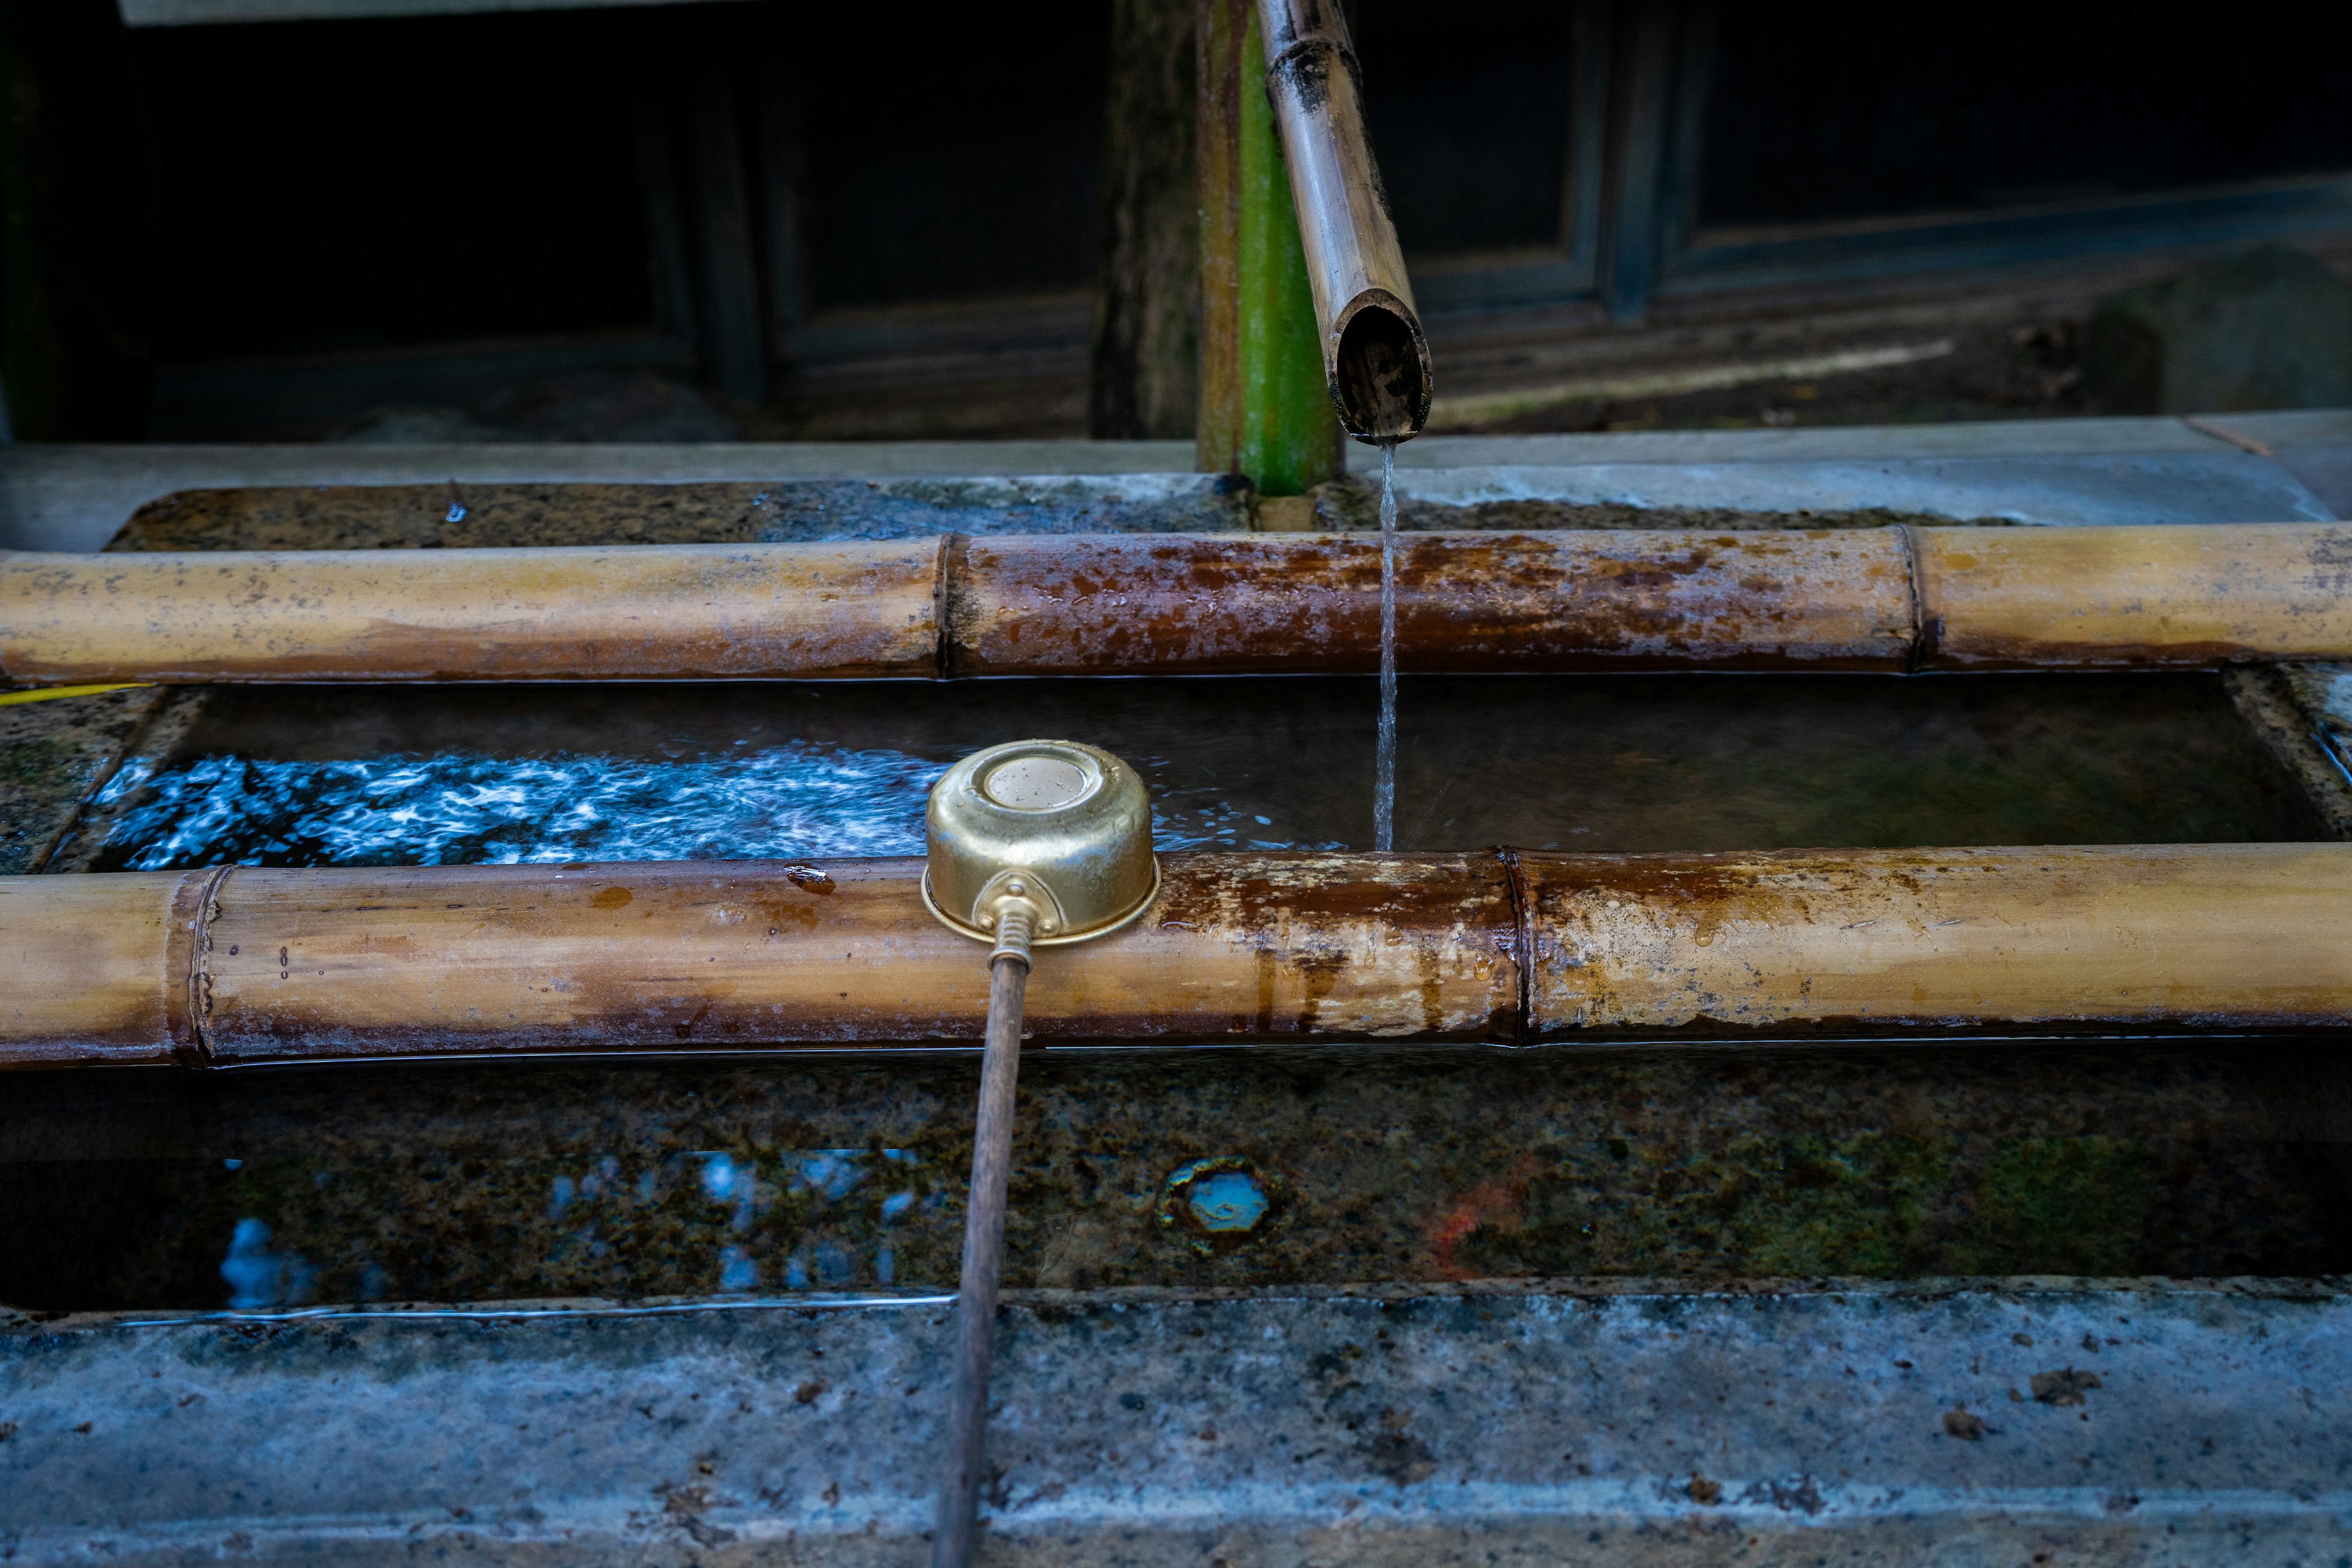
{"left": 1373, "top": 441, "right": 1400, "bottom": 851}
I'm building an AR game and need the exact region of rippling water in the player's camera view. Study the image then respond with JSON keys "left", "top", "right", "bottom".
{"left": 96, "top": 741, "right": 1333, "bottom": 869}
{"left": 97, "top": 744, "right": 951, "bottom": 869}
{"left": 83, "top": 671, "right": 2304, "bottom": 872}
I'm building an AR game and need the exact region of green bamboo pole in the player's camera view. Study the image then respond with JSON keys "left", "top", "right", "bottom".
{"left": 1196, "top": 0, "right": 1339, "bottom": 497}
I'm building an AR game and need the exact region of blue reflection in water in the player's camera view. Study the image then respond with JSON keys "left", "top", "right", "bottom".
{"left": 99, "top": 744, "right": 949, "bottom": 869}
{"left": 1186, "top": 1170, "right": 1270, "bottom": 1233}
{"left": 220, "top": 1218, "right": 316, "bottom": 1310}
{"left": 716, "top": 1246, "right": 759, "bottom": 1293}
{"left": 96, "top": 742, "right": 1326, "bottom": 869}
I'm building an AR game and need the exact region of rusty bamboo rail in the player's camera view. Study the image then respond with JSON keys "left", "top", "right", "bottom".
{"left": 2, "top": 524, "right": 2350, "bottom": 685}
{"left": 4, "top": 843, "right": 2348, "bottom": 1068}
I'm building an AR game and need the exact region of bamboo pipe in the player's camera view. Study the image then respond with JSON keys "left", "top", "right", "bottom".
{"left": 1912, "top": 524, "right": 2352, "bottom": 668}
{"left": 1197, "top": 0, "right": 1347, "bottom": 494}
{"left": 0, "top": 541, "right": 939, "bottom": 684}
{"left": 6, "top": 843, "right": 2350, "bottom": 1069}
{"left": 6, "top": 524, "right": 2351, "bottom": 686}
{"left": 1253, "top": 0, "right": 1432, "bottom": 442}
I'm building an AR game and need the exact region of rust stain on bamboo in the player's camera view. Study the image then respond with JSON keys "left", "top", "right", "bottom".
{"left": 9, "top": 524, "right": 2352, "bottom": 683}
{"left": 1521, "top": 844, "right": 2352, "bottom": 1038}
{"left": 1917, "top": 523, "right": 2352, "bottom": 669}
{"left": 957, "top": 530, "right": 1914, "bottom": 673}
{"left": 174, "top": 854, "right": 1517, "bottom": 1063}
{"left": 1132, "top": 853, "right": 1520, "bottom": 1041}
{"left": 7, "top": 845, "right": 2352, "bottom": 1066}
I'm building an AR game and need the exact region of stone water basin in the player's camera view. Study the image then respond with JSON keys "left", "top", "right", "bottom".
{"left": 0, "top": 463, "right": 2342, "bottom": 1311}
{"left": 2, "top": 662, "right": 2340, "bottom": 1313}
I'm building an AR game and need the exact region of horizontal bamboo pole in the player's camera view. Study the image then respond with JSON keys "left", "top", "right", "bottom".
{"left": 5, "top": 844, "right": 2347, "bottom": 1068}
{"left": 1916, "top": 525, "right": 2352, "bottom": 668}
{"left": 0, "top": 542, "right": 940, "bottom": 683}
{"left": 2, "top": 524, "right": 2349, "bottom": 685}
{"left": 952, "top": 528, "right": 1915, "bottom": 673}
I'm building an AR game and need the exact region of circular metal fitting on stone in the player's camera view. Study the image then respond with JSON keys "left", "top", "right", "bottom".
{"left": 922, "top": 739, "right": 1159, "bottom": 948}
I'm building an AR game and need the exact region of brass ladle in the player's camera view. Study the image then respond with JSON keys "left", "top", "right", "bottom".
{"left": 921, "top": 741, "right": 1158, "bottom": 1568}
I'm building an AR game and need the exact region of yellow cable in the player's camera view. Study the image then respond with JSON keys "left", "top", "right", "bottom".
{"left": 0, "top": 682, "right": 153, "bottom": 707}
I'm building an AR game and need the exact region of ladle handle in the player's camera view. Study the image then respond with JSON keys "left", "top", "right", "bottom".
{"left": 931, "top": 949, "right": 1030, "bottom": 1568}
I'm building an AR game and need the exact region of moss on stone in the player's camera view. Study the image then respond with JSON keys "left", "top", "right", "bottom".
{"left": 1954, "top": 1137, "right": 2155, "bottom": 1276}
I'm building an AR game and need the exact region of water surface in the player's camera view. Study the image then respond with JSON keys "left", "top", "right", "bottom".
{"left": 87, "top": 671, "right": 2314, "bottom": 870}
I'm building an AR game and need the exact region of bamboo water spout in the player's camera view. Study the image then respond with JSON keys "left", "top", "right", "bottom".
{"left": 1254, "top": 0, "right": 1431, "bottom": 441}
{"left": 4, "top": 524, "right": 2351, "bottom": 685}
{"left": 6, "top": 843, "right": 2351, "bottom": 1069}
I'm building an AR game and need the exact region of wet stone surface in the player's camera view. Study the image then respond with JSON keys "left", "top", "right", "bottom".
{"left": 75, "top": 671, "right": 2313, "bottom": 871}
{"left": 108, "top": 477, "right": 1251, "bottom": 552}
{"left": 0, "top": 686, "right": 168, "bottom": 875}
{"left": 1, "top": 1042, "right": 2343, "bottom": 1312}
{"left": 2285, "top": 662, "right": 2352, "bottom": 777}
{"left": 1303, "top": 473, "right": 2015, "bottom": 532}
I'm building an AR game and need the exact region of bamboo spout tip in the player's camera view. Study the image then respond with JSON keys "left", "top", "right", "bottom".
{"left": 1332, "top": 293, "right": 1432, "bottom": 443}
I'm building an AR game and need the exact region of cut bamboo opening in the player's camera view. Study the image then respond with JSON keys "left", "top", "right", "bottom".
{"left": 3, "top": 524, "right": 2350, "bottom": 686}
{"left": 5, "top": 843, "right": 2348, "bottom": 1069}
{"left": 1254, "top": 0, "right": 1432, "bottom": 441}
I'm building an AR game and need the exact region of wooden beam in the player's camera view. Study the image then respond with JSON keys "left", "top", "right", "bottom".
{"left": 1559, "top": 0, "right": 1614, "bottom": 293}
{"left": 1090, "top": 0, "right": 1199, "bottom": 440}
{"left": 682, "top": 57, "right": 767, "bottom": 406}
{"left": 1598, "top": 0, "right": 1679, "bottom": 325}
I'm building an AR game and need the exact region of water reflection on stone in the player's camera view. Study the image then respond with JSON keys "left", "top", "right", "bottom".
{"left": 173, "top": 1144, "right": 942, "bottom": 1310}
{"left": 2, "top": 1044, "right": 2345, "bottom": 1313}
{"left": 219, "top": 1218, "right": 315, "bottom": 1310}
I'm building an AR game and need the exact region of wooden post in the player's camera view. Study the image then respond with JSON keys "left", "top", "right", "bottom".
{"left": 1196, "top": 0, "right": 1339, "bottom": 497}
{"left": 1599, "top": 0, "right": 1679, "bottom": 325}
{"left": 750, "top": 46, "right": 807, "bottom": 368}
{"left": 628, "top": 84, "right": 701, "bottom": 360}
{"left": 1197, "top": 0, "right": 1242, "bottom": 477}
{"left": 1561, "top": 0, "right": 1615, "bottom": 295}
{"left": 1089, "top": 0, "right": 1199, "bottom": 440}
{"left": 1653, "top": 0, "right": 1717, "bottom": 265}
{"left": 684, "top": 58, "right": 768, "bottom": 407}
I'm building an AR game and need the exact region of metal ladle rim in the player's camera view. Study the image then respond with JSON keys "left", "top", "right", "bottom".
{"left": 918, "top": 862, "right": 1163, "bottom": 948}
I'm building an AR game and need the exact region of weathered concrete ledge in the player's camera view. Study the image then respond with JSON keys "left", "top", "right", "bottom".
{"left": 5, "top": 413, "right": 2340, "bottom": 551}
{"left": 2, "top": 1280, "right": 2345, "bottom": 1564}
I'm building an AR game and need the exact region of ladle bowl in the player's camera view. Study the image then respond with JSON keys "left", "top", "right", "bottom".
{"left": 921, "top": 738, "right": 1159, "bottom": 949}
